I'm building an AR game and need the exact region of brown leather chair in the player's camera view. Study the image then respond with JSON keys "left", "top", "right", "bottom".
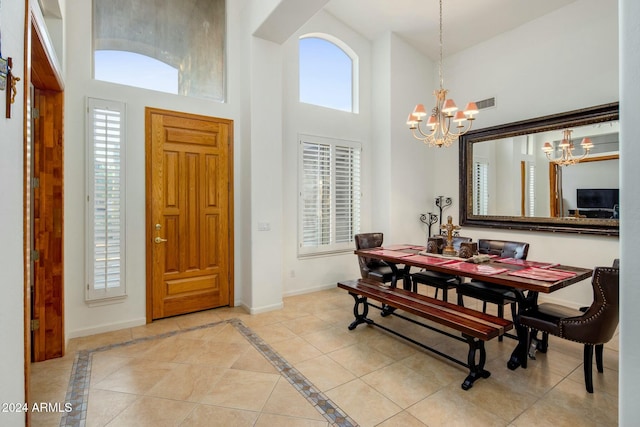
{"left": 456, "top": 239, "right": 530, "bottom": 340}
{"left": 411, "top": 236, "right": 472, "bottom": 302}
{"left": 354, "top": 233, "right": 395, "bottom": 284}
{"left": 519, "top": 266, "right": 619, "bottom": 393}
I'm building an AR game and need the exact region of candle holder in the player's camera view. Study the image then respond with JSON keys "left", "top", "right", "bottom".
{"left": 419, "top": 212, "right": 439, "bottom": 238}
{"left": 435, "top": 196, "right": 453, "bottom": 233}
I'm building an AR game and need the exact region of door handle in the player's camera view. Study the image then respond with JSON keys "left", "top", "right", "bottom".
{"left": 154, "top": 236, "right": 168, "bottom": 243}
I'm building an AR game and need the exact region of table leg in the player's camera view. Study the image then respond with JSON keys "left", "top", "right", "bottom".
{"left": 381, "top": 263, "right": 412, "bottom": 316}
{"left": 507, "top": 290, "right": 538, "bottom": 370}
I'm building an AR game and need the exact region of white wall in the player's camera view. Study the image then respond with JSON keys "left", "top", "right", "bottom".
{"left": 619, "top": 0, "right": 640, "bottom": 422}
{"left": 427, "top": 0, "right": 619, "bottom": 308}
{"left": 281, "top": 10, "right": 371, "bottom": 296}
{"left": 248, "top": 35, "right": 284, "bottom": 312}
{"left": 388, "top": 33, "right": 439, "bottom": 244}
{"left": 63, "top": 0, "right": 252, "bottom": 338}
{"left": 0, "top": 1, "right": 26, "bottom": 424}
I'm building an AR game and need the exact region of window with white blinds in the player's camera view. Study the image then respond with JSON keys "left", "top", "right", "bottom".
{"left": 86, "top": 98, "right": 126, "bottom": 301}
{"left": 299, "top": 135, "right": 361, "bottom": 256}
{"left": 527, "top": 162, "right": 536, "bottom": 216}
{"left": 473, "top": 161, "right": 488, "bottom": 215}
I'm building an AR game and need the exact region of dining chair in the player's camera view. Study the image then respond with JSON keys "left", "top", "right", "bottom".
{"left": 456, "top": 239, "right": 529, "bottom": 340}
{"left": 411, "top": 236, "right": 472, "bottom": 302}
{"left": 354, "top": 233, "right": 396, "bottom": 284}
{"left": 519, "top": 265, "right": 619, "bottom": 393}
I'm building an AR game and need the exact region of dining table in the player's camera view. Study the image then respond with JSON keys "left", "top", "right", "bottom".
{"left": 354, "top": 244, "right": 593, "bottom": 370}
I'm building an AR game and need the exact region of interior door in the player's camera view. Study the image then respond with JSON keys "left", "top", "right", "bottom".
{"left": 31, "top": 87, "right": 65, "bottom": 361}
{"left": 146, "top": 108, "right": 233, "bottom": 320}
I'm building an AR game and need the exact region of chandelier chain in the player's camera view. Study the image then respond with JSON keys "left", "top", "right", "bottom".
{"left": 439, "top": 0, "right": 443, "bottom": 89}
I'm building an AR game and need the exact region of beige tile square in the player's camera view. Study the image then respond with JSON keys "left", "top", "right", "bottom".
{"left": 92, "top": 358, "right": 179, "bottom": 395}
{"left": 512, "top": 378, "right": 618, "bottom": 426}
{"left": 295, "top": 355, "right": 356, "bottom": 392}
{"left": 407, "top": 386, "right": 508, "bottom": 427}
{"left": 179, "top": 404, "right": 259, "bottom": 427}
{"left": 85, "top": 389, "right": 139, "bottom": 427}
{"left": 262, "top": 377, "right": 326, "bottom": 421}
{"left": 89, "top": 353, "right": 133, "bottom": 384}
{"left": 199, "top": 369, "right": 280, "bottom": 411}
{"left": 250, "top": 323, "right": 299, "bottom": 344}
{"left": 270, "top": 336, "right": 323, "bottom": 364}
{"left": 66, "top": 328, "right": 134, "bottom": 352}
{"left": 231, "top": 346, "right": 279, "bottom": 374}
{"left": 105, "top": 396, "right": 195, "bottom": 427}
{"left": 254, "top": 413, "right": 329, "bottom": 427}
{"left": 301, "top": 326, "right": 364, "bottom": 354}
{"left": 282, "top": 314, "right": 332, "bottom": 336}
{"left": 361, "top": 361, "right": 441, "bottom": 408}
{"left": 186, "top": 341, "right": 250, "bottom": 367}
{"left": 327, "top": 343, "right": 394, "bottom": 377}
{"left": 376, "top": 411, "right": 428, "bottom": 427}
{"left": 325, "top": 379, "right": 402, "bottom": 427}
{"left": 146, "top": 363, "right": 225, "bottom": 402}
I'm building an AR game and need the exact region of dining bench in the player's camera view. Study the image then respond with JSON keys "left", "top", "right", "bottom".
{"left": 337, "top": 278, "right": 513, "bottom": 390}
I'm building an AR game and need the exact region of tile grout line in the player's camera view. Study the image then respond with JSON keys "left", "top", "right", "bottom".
{"left": 59, "top": 318, "right": 358, "bottom": 427}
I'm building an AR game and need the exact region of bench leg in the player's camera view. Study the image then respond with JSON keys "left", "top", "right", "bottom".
{"left": 461, "top": 335, "right": 491, "bottom": 390}
{"left": 347, "top": 292, "right": 373, "bottom": 330}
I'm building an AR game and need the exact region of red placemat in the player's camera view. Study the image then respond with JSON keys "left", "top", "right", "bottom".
{"left": 507, "top": 267, "right": 577, "bottom": 282}
{"left": 383, "top": 244, "right": 423, "bottom": 251}
{"left": 404, "top": 254, "right": 459, "bottom": 266}
{"left": 446, "top": 262, "right": 508, "bottom": 275}
{"left": 370, "top": 249, "right": 415, "bottom": 259}
{"left": 495, "top": 258, "right": 559, "bottom": 269}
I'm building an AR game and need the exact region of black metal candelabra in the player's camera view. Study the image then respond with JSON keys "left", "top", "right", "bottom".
{"left": 419, "top": 213, "right": 439, "bottom": 238}
{"left": 435, "top": 196, "right": 453, "bottom": 233}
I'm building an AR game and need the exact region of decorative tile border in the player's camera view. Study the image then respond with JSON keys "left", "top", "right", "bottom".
{"left": 60, "top": 319, "right": 358, "bottom": 427}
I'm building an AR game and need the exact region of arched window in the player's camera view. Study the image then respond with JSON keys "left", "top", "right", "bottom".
{"left": 93, "top": 0, "right": 226, "bottom": 101}
{"left": 94, "top": 51, "right": 179, "bottom": 94}
{"left": 299, "top": 35, "right": 357, "bottom": 113}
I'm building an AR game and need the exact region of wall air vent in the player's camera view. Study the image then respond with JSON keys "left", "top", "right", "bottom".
{"left": 475, "top": 97, "right": 496, "bottom": 110}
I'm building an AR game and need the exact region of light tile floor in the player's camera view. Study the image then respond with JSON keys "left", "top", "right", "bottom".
{"left": 29, "top": 288, "right": 619, "bottom": 426}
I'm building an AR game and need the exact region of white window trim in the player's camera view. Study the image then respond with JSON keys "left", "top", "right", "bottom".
{"left": 298, "top": 134, "right": 361, "bottom": 257}
{"left": 85, "top": 97, "right": 127, "bottom": 301}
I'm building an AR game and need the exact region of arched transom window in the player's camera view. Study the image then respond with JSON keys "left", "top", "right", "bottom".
{"left": 93, "top": 0, "right": 226, "bottom": 101}
{"left": 299, "top": 34, "right": 358, "bottom": 113}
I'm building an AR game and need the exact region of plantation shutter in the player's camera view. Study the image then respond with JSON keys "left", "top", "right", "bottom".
{"left": 299, "top": 135, "right": 361, "bottom": 255}
{"left": 473, "top": 161, "right": 488, "bottom": 215}
{"left": 86, "top": 98, "right": 126, "bottom": 300}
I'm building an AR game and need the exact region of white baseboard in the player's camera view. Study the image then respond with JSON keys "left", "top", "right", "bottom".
{"left": 246, "top": 301, "right": 284, "bottom": 315}
{"left": 283, "top": 283, "right": 335, "bottom": 298}
{"left": 66, "top": 317, "right": 147, "bottom": 341}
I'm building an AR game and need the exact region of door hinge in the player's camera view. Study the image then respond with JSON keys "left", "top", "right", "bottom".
{"left": 32, "top": 177, "right": 40, "bottom": 188}
{"left": 32, "top": 108, "right": 40, "bottom": 119}
{"left": 31, "top": 250, "right": 40, "bottom": 262}
{"left": 31, "top": 319, "right": 40, "bottom": 331}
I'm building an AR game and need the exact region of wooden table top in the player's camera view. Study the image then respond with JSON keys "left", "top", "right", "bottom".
{"left": 355, "top": 245, "right": 593, "bottom": 293}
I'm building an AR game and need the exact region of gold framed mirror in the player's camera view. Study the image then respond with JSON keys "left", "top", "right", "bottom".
{"left": 459, "top": 102, "right": 619, "bottom": 236}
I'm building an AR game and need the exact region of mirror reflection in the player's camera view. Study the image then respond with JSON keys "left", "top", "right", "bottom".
{"left": 459, "top": 102, "right": 619, "bottom": 236}
{"left": 472, "top": 122, "right": 619, "bottom": 218}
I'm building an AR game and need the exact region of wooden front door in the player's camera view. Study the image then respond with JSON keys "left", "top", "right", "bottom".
{"left": 146, "top": 108, "right": 233, "bottom": 321}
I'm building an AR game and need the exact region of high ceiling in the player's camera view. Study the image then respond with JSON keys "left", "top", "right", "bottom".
{"left": 324, "top": 0, "right": 579, "bottom": 60}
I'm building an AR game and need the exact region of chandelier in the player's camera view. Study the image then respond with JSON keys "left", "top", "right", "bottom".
{"left": 542, "top": 129, "right": 593, "bottom": 166}
{"left": 406, "top": 0, "right": 478, "bottom": 148}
